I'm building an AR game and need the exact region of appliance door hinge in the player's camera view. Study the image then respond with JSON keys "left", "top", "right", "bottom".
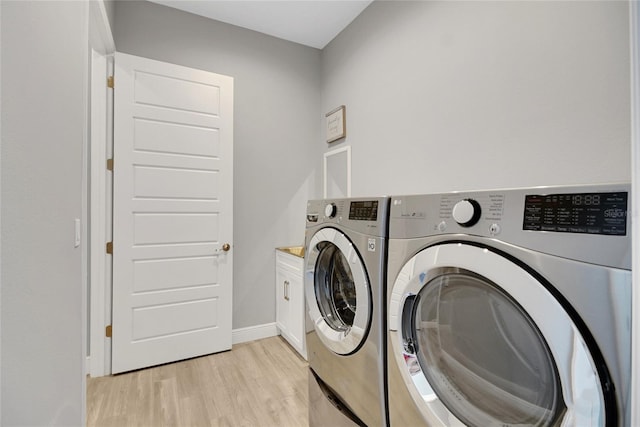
{"left": 105, "top": 325, "right": 112, "bottom": 338}
{"left": 106, "top": 158, "right": 113, "bottom": 171}
{"left": 106, "top": 242, "right": 113, "bottom": 254}
{"left": 107, "top": 76, "right": 114, "bottom": 89}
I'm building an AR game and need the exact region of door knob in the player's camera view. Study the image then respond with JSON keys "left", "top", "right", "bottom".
{"left": 222, "top": 243, "right": 231, "bottom": 252}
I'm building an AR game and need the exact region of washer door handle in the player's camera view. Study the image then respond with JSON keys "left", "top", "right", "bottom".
{"left": 402, "top": 294, "right": 419, "bottom": 354}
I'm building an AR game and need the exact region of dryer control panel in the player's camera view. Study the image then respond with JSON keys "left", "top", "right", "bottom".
{"left": 389, "top": 183, "right": 631, "bottom": 269}
{"left": 523, "top": 191, "right": 628, "bottom": 236}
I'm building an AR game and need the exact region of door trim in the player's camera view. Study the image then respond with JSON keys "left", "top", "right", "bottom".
{"left": 88, "top": 51, "right": 114, "bottom": 377}
{"left": 630, "top": 0, "right": 640, "bottom": 423}
{"left": 88, "top": 0, "right": 115, "bottom": 55}
{"left": 88, "top": 1, "right": 115, "bottom": 378}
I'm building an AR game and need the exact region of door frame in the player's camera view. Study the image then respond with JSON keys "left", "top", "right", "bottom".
{"left": 88, "top": 0, "right": 115, "bottom": 378}
{"left": 630, "top": 0, "right": 640, "bottom": 423}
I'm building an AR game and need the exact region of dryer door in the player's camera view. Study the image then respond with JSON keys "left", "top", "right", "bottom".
{"left": 389, "top": 243, "right": 613, "bottom": 427}
{"left": 305, "top": 227, "right": 371, "bottom": 355}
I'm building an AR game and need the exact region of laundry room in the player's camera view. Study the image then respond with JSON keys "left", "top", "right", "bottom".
{"left": 1, "top": 0, "right": 638, "bottom": 426}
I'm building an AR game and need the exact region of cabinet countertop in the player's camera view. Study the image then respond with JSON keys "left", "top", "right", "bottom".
{"left": 276, "top": 246, "right": 305, "bottom": 258}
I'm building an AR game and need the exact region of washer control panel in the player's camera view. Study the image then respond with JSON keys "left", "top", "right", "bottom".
{"left": 348, "top": 200, "right": 379, "bottom": 221}
{"left": 306, "top": 198, "right": 389, "bottom": 237}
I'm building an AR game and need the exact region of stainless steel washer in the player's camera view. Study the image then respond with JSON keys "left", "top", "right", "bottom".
{"left": 387, "top": 184, "right": 631, "bottom": 426}
{"left": 305, "top": 197, "right": 389, "bottom": 427}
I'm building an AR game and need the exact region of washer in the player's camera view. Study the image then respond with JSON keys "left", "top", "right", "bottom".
{"left": 305, "top": 197, "right": 389, "bottom": 427}
{"left": 386, "top": 184, "right": 631, "bottom": 427}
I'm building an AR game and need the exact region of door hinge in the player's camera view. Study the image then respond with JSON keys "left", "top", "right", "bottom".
{"left": 107, "top": 76, "right": 114, "bottom": 89}
{"left": 105, "top": 325, "right": 112, "bottom": 338}
{"left": 106, "top": 241, "right": 113, "bottom": 254}
{"left": 106, "top": 158, "right": 113, "bottom": 171}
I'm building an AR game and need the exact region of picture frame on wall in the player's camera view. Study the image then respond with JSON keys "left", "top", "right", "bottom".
{"left": 325, "top": 105, "right": 346, "bottom": 143}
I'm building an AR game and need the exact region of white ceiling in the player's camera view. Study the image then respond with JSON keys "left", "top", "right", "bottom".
{"left": 147, "top": 0, "right": 373, "bottom": 49}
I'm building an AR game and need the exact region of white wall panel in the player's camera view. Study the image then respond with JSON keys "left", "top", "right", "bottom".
{"left": 133, "top": 256, "right": 219, "bottom": 292}
{"left": 134, "top": 119, "right": 220, "bottom": 157}
{"left": 134, "top": 213, "right": 219, "bottom": 244}
{"left": 132, "top": 298, "right": 219, "bottom": 340}
{"left": 134, "top": 166, "right": 219, "bottom": 200}
{"left": 134, "top": 70, "right": 220, "bottom": 115}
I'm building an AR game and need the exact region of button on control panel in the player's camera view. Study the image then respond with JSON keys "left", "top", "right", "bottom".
{"left": 489, "top": 223, "right": 501, "bottom": 236}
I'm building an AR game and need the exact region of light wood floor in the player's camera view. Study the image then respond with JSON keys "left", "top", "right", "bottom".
{"left": 87, "top": 336, "right": 309, "bottom": 427}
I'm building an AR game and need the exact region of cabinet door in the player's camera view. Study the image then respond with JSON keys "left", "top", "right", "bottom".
{"left": 275, "top": 250, "right": 306, "bottom": 360}
{"left": 288, "top": 271, "right": 306, "bottom": 356}
{"left": 275, "top": 267, "right": 290, "bottom": 334}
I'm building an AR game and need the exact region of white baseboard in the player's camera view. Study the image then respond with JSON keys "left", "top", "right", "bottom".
{"left": 232, "top": 322, "right": 279, "bottom": 345}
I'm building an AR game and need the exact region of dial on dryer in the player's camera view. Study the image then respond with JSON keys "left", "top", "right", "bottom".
{"left": 452, "top": 199, "right": 481, "bottom": 227}
{"left": 325, "top": 203, "right": 337, "bottom": 218}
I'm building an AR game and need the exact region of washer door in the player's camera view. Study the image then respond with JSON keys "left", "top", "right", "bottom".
{"left": 389, "top": 243, "right": 611, "bottom": 427}
{"left": 305, "top": 227, "right": 370, "bottom": 355}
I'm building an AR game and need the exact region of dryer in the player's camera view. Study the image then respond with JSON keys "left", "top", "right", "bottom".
{"left": 387, "top": 184, "right": 631, "bottom": 426}
{"left": 305, "top": 197, "right": 389, "bottom": 427}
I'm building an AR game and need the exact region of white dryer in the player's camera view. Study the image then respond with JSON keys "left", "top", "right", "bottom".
{"left": 305, "top": 197, "right": 389, "bottom": 427}
{"left": 387, "top": 184, "right": 631, "bottom": 426}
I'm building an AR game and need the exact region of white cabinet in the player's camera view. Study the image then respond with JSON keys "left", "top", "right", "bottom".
{"left": 275, "top": 248, "right": 306, "bottom": 360}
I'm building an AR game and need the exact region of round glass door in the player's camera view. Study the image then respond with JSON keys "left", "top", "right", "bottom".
{"left": 314, "top": 242, "right": 357, "bottom": 332}
{"left": 389, "top": 243, "right": 608, "bottom": 427}
{"left": 305, "top": 227, "right": 370, "bottom": 355}
{"left": 410, "top": 269, "right": 561, "bottom": 426}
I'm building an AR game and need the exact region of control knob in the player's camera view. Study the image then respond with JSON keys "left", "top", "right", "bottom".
{"left": 325, "top": 203, "right": 337, "bottom": 218}
{"left": 452, "top": 199, "right": 481, "bottom": 227}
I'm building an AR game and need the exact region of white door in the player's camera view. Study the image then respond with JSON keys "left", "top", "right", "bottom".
{"left": 111, "top": 52, "right": 233, "bottom": 374}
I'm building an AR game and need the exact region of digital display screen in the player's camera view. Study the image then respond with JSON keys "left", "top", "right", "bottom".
{"left": 349, "top": 201, "right": 379, "bottom": 221}
{"left": 523, "top": 192, "right": 627, "bottom": 236}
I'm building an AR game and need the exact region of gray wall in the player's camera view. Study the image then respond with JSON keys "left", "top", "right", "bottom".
{"left": 114, "top": 1, "right": 322, "bottom": 330}
{"left": 321, "top": 1, "right": 631, "bottom": 196}
{"left": 115, "top": 0, "right": 631, "bottom": 333}
{"left": 104, "top": 0, "right": 116, "bottom": 37}
{"left": 1, "top": 1, "right": 86, "bottom": 425}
